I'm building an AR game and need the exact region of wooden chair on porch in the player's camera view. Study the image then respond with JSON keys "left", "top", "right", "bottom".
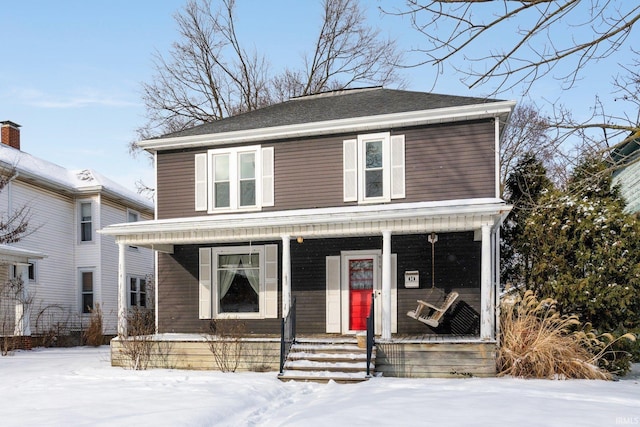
{"left": 407, "top": 291, "right": 459, "bottom": 328}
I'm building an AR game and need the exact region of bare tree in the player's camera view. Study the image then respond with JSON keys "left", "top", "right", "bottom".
{"left": 272, "top": 0, "right": 405, "bottom": 101}
{"left": 0, "top": 166, "right": 31, "bottom": 244}
{"left": 394, "top": 1, "right": 640, "bottom": 95}
{"left": 138, "top": 0, "right": 272, "bottom": 138}
{"left": 392, "top": 1, "right": 640, "bottom": 179}
{"left": 136, "top": 0, "right": 404, "bottom": 141}
{"left": 500, "top": 104, "right": 556, "bottom": 193}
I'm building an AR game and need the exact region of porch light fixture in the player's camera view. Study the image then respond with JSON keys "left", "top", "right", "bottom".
{"left": 296, "top": 236, "right": 304, "bottom": 244}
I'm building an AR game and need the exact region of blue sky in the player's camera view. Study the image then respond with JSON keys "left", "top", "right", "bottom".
{"left": 0, "top": 1, "right": 635, "bottom": 194}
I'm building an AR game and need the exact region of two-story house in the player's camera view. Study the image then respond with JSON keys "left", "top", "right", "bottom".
{"left": 0, "top": 120, "right": 154, "bottom": 349}
{"left": 103, "top": 88, "right": 515, "bottom": 378}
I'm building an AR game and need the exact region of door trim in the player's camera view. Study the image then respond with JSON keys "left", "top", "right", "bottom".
{"left": 340, "top": 250, "right": 381, "bottom": 334}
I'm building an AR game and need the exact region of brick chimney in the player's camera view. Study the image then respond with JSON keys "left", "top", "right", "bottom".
{"left": 1, "top": 120, "right": 21, "bottom": 150}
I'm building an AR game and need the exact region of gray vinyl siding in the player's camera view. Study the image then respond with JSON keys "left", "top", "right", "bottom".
{"left": 157, "top": 150, "right": 201, "bottom": 220}
{"left": 156, "top": 119, "right": 497, "bottom": 219}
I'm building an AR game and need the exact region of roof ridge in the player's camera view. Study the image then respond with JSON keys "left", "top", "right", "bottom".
{"left": 290, "top": 86, "right": 381, "bottom": 101}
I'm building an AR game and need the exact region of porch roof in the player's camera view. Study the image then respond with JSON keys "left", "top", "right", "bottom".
{"left": 99, "top": 198, "right": 511, "bottom": 252}
{"left": 0, "top": 244, "right": 47, "bottom": 265}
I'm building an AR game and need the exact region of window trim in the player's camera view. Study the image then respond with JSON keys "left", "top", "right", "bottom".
{"left": 128, "top": 275, "right": 147, "bottom": 308}
{"left": 358, "top": 132, "right": 391, "bottom": 203}
{"left": 207, "top": 146, "right": 262, "bottom": 213}
{"left": 79, "top": 201, "right": 94, "bottom": 243}
{"left": 79, "top": 268, "right": 94, "bottom": 314}
{"left": 211, "top": 245, "right": 265, "bottom": 319}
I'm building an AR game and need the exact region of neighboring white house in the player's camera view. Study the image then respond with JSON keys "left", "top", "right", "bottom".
{"left": 0, "top": 120, "right": 154, "bottom": 346}
{"left": 612, "top": 136, "right": 640, "bottom": 215}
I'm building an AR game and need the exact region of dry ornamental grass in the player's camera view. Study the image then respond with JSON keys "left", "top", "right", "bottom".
{"left": 497, "top": 290, "right": 635, "bottom": 379}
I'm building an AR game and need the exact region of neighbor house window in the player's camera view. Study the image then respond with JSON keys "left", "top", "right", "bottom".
{"left": 129, "top": 276, "right": 147, "bottom": 308}
{"left": 128, "top": 210, "right": 139, "bottom": 223}
{"left": 10, "top": 262, "right": 36, "bottom": 282}
{"left": 80, "top": 270, "right": 94, "bottom": 314}
{"left": 343, "top": 132, "right": 405, "bottom": 203}
{"left": 127, "top": 210, "right": 139, "bottom": 250}
{"left": 194, "top": 146, "right": 274, "bottom": 213}
{"left": 80, "top": 202, "right": 93, "bottom": 242}
{"left": 198, "top": 245, "right": 278, "bottom": 319}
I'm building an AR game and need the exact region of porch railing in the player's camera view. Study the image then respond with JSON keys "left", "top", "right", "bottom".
{"left": 279, "top": 296, "right": 297, "bottom": 375}
{"left": 366, "top": 291, "right": 375, "bottom": 377}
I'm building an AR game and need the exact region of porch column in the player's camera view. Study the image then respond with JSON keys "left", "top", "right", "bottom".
{"left": 14, "top": 263, "right": 30, "bottom": 336}
{"left": 281, "top": 235, "right": 291, "bottom": 317}
{"left": 382, "top": 230, "right": 392, "bottom": 340}
{"left": 480, "top": 225, "right": 493, "bottom": 340}
{"left": 117, "top": 242, "right": 127, "bottom": 336}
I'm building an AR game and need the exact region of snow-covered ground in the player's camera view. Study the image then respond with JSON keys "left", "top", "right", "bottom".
{"left": 0, "top": 346, "right": 638, "bottom": 427}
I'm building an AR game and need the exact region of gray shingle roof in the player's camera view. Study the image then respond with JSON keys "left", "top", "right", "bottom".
{"left": 162, "top": 87, "right": 505, "bottom": 138}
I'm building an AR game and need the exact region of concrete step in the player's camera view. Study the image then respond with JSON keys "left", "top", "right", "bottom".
{"left": 279, "top": 339, "right": 375, "bottom": 383}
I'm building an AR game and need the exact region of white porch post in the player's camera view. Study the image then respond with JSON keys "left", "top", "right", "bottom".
{"left": 14, "top": 263, "right": 30, "bottom": 336}
{"left": 480, "top": 225, "right": 493, "bottom": 340}
{"left": 382, "top": 230, "right": 392, "bottom": 339}
{"left": 117, "top": 242, "right": 127, "bottom": 336}
{"left": 281, "top": 235, "right": 291, "bottom": 317}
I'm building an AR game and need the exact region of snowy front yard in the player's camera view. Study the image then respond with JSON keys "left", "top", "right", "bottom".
{"left": 0, "top": 346, "right": 638, "bottom": 426}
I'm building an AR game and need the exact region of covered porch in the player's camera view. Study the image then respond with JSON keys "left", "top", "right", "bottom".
{"left": 0, "top": 245, "right": 47, "bottom": 348}
{"left": 102, "top": 198, "right": 510, "bottom": 377}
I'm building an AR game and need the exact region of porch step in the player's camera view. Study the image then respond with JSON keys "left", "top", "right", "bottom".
{"left": 278, "top": 339, "right": 375, "bottom": 383}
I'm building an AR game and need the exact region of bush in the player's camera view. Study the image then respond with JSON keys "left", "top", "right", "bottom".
{"left": 498, "top": 290, "right": 635, "bottom": 379}
{"left": 204, "top": 319, "right": 246, "bottom": 372}
{"left": 83, "top": 304, "right": 104, "bottom": 346}
{"left": 117, "top": 308, "right": 155, "bottom": 370}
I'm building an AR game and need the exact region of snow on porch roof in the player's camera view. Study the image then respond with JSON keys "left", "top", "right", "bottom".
{"left": 0, "top": 244, "right": 46, "bottom": 264}
{"left": 99, "top": 198, "right": 512, "bottom": 250}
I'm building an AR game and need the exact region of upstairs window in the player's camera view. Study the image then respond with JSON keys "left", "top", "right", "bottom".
{"left": 343, "top": 132, "right": 405, "bottom": 203}
{"left": 80, "top": 202, "right": 92, "bottom": 242}
{"left": 194, "top": 146, "right": 274, "bottom": 213}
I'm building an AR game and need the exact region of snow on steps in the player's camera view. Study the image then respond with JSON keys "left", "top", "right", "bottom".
{"left": 278, "top": 339, "right": 375, "bottom": 383}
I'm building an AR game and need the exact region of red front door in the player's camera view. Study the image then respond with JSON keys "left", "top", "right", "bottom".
{"left": 348, "top": 258, "right": 374, "bottom": 331}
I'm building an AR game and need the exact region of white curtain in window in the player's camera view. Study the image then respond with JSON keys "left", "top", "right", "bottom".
{"left": 218, "top": 254, "right": 241, "bottom": 298}
{"left": 244, "top": 266, "right": 260, "bottom": 294}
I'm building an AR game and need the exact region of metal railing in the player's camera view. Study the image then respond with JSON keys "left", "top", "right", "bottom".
{"left": 366, "top": 291, "right": 375, "bottom": 377}
{"left": 279, "top": 296, "right": 297, "bottom": 375}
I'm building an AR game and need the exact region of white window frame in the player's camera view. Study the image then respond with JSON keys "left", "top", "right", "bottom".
{"left": 79, "top": 268, "right": 95, "bottom": 314}
{"left": 211, "top": 245, "right": 265, "bottom": 319}
{"left": 358, "top": 132, "right": 391, "bottom": 203}
{"left": 78, "top": 201, "right": 93, "bottom": 243}
{"left": 208, "top": 146, "right": 262, "bottom": 213}
{"left": 128, "top": 275, "right": 147, "bottom": 308}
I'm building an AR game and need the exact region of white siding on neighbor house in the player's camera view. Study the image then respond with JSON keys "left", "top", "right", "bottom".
{"left": 9, "top": 181, "right": 77, "bottom": 333}
{"left": 613, "top": 159, "right": 640, "bottom": 214}
{"left": 100, "top": 199, "right": 154, "bottom": 334}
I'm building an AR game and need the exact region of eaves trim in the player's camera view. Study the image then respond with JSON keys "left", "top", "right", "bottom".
{"left": 138, "top": 101, "right": 516, "bottom": 152}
